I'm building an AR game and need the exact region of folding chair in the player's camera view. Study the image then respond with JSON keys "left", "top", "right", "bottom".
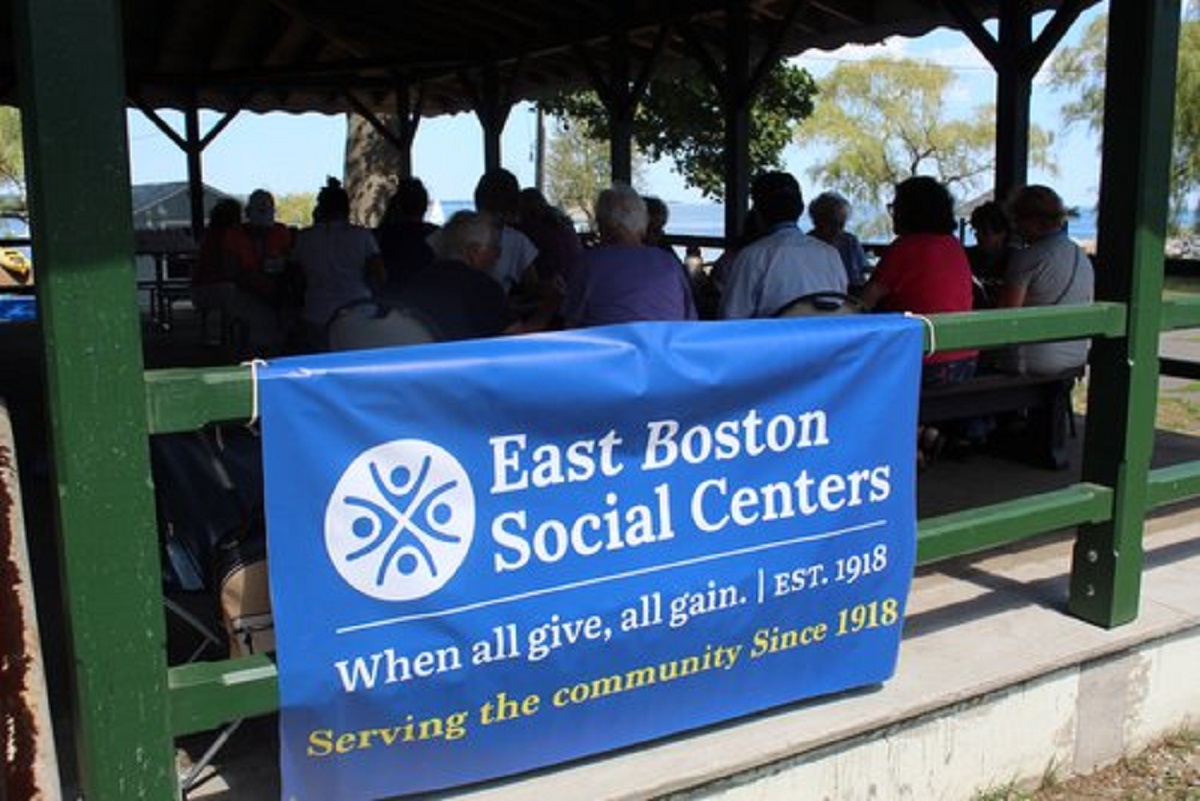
{"left": 150, "top": 425, "right": 270, "bottom": 796}
{"left": 152, "top": 430, "right": 247, "bottom": 665}
{"left": 177, "top": 525, "right": 274, "bottom": 796}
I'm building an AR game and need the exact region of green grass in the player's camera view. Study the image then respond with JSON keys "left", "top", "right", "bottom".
{"left": 972, "top": 780, "right": 1034, "bottom": 801}
{"left": 1072, "top": 376, "right": 1200, "bottom": 437}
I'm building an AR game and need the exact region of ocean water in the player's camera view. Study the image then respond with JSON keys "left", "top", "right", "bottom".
{"left": 661, "top": 202, "right": 1101, "bottom": 244}
{"left": 431, "top": 199, "right": 1102, "bottom": 246}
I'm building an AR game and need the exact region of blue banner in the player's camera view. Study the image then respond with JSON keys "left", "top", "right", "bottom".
{"left": 260, "top": 317, "right": 922, "bottom": 799}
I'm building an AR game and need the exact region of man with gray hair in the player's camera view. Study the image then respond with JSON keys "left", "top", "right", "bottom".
{"left": 563, "top": 184, "right": 697, "bottom": 327}
{"left": 391, "top": 210, "right": 514, "bottom": 341}
{"left": 808, "top": 190, "right": 869, "bottom": 291}
{"left": 432, "top": 209, "right": 501, "bottom": 266}
{"left": 596, "top": 183, "right": 650, "bottom": 243}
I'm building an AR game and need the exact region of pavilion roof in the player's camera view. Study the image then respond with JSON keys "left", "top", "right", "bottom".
{"left": 0, "top": 0, "right": 1098, "bottom": 117}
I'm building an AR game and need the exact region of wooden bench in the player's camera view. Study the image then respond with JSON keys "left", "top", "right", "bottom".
{"left": 919, "top": 367, "right": 1084, "bottom": 469}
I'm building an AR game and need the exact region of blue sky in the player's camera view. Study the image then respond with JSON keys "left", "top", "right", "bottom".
{"left": 126, "top": 5, "right": 1105, "bottom": 209}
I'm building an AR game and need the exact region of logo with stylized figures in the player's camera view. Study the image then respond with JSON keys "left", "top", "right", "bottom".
{"left": 325, "top": 440, "right": 474, "bottom": 601}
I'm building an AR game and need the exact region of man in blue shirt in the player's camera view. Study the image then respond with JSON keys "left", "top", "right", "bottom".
{"left": 719, "top": 172, "right": 847, "bottom": 319}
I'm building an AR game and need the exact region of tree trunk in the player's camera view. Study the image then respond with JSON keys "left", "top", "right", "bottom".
{"left": 344, "top": 113, "right": 403, "bottom": 228}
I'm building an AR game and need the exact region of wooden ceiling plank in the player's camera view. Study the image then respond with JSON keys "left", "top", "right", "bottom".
{"left": 264, "top": 0, "right": 370, "bottom": 59}
{"left": 748, "top": 0, "right": 812, "bottom": 94}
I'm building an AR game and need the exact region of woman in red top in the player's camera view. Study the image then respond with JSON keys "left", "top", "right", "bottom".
{"left": 860, "top": 175, "right": 977, "bottom": 386}
{"left": 860, "top": 176, "right": 979, "bottom": 465}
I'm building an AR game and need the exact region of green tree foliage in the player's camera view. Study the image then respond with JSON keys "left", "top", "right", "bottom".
{"left": 1048, "top": 6, "right": 1200, "bottom": 224}
{"left": 799, "top": 57, "right": 1052, "bottom": 237}
{"left": 1048, "top": 13, "right": 1106, "bottom": 131}
{"left": 275, "top": 192, "right": 318, "bottom": 227}
{"left": 545, "top": 62, "right": 817, "bottom": 200}
{"left": 544, "top": 116, "right": 627, "bottom": 229}
{"left": 0, "top": 107, "right": 26, "bottom": 203}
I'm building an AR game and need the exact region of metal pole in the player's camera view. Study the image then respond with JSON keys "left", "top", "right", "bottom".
{"left": 535, "top": 105, "right": 546, "bottom": 193}
{"left": 722, "top": 0, "right": 751, "bottom": 241}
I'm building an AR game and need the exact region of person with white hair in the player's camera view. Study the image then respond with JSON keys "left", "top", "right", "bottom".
{"left": 391, "top": 210, "right": 514, "bottom": 341}
{"left": 432, "top": 209, "right": 500, "bottom": 263}
{"left": 562, "top": 184, "right": 697, "bottom": 327}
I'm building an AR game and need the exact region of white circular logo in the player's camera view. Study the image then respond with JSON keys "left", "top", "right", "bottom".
{"left": 325, "top": 439, "right": 475, "bottom": 601}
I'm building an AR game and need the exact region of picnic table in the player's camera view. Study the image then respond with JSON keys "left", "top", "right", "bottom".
{"left": 136, "top": 229, "right": 197, "bottom": 331}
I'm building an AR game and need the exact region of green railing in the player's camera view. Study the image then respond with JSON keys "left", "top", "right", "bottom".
{"left": 1145, "top": 294, "right": 1200, "bottom": 507}
{"left": 151, "top": 300, "right": 1200, "bottom": 737}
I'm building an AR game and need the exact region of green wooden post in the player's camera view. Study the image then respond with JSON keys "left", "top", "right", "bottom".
{"left": 12, "top": 0, "right": 176, "bottom": 797}
{"left": 1070, "top": 0, "right": 1180, "bottom": 627}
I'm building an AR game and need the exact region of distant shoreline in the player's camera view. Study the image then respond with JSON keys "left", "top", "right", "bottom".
{"left": 438, "top": 198, "right": 1199, "bottom": 260}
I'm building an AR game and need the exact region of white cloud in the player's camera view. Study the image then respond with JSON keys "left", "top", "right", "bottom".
{"left": 910, "top": 41, "right": 992, "bottom": 71}
{"left": 794, "top": 33, "right": 996, "bottom": 116}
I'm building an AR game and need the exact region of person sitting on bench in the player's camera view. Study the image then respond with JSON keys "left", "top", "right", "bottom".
{"left": 860, "top": 176, "right": 978, "bottom": 388}
{"left": 859, "top": 176, "right": 977, "bottom": 465}
{"left": 996, "top": 184, "right": 1095, "bottom": 377}
{"left": 988, "top": 184, "right": 1095, "bottom": 468}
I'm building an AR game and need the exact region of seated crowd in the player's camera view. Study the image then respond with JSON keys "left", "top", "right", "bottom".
{"left": 190, "top": 167, "right": 1093, "bottom": 465}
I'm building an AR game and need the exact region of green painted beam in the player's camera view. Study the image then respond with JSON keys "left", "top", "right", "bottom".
{"left": 1160, "top": 293, "right": 1200, "bottom": 330}
{"left": 12, "top": 0, "right": 176, "bottom": 797}
{"left": 142, "top": 304, "right": 1127, "bottom": 435}
{"left": 145, "top": 365, "right": 254, "bottom": 434}
{"left": 169, "top": 657, "right": 279, "bottom": 736}
{"left": 1146, "top": 461, "right": 1200, "bottom": 509}
{"left": 166, "top": 482, "right": 1120, "bottom": 736}
{"left": 917, "top": 483, "right": 1113, "bottom": 565}
{"left": 923, "top": 303, "right": 1126, "bottom": 352}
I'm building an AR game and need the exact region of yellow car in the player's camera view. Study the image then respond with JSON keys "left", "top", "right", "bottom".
{"left": 0, "top": 246, "right": 31, "bottom": 283}
{"left": 0, "top": 213, "right": 33, "bottom": 285}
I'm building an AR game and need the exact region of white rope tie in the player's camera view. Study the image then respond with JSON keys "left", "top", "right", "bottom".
{"left": 905, "top": 312, "right": 937, "bottom": 356}
{"left": 243, "top": 358, "right": 269, "bottom": 427}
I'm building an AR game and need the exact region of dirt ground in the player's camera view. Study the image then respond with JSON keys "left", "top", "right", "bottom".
{"left": 977, "top": 729, "right": 1200, "bottom": 800}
